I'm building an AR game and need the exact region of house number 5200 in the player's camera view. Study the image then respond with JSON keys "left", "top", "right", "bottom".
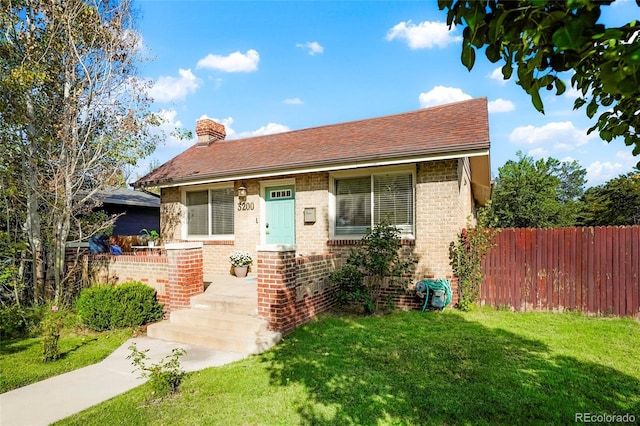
{"left": 237, "top": 201, "right": 254, "bottom": 211}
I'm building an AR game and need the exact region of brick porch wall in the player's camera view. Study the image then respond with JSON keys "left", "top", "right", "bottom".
{"left": 165, "top": 242, "right": 204, "bottom": 312}
{"left": 85, "top": 253, "right": 169, "bottom": 307}
{"left": 84, "top": 243, "right": 204, "bottom": 315}
{"left": 257, "top": 247, "right": 342, "bottom": 334}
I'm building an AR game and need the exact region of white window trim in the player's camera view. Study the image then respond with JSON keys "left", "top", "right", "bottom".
{"left": 329, "top": 165, "right": 416, "bottom": 240}
{"left": 182, "top": 183, "right": 235, "bottom": 240}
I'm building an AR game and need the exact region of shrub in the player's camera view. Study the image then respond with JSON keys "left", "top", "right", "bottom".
{"left": 76, "top": 285, "right": 117, "bottom": 331}
{"left": 77, "top": 281, "right": 164, "bottom": 331}
{"left": 41, "top": 305, "right": 64, "bottom": 362}
{"left": 0, "top": 304, "right": 49, "bottom": 339}
{"left": 331, "top": 264, "right": 366, "bottom": 309}
{"left": 128, "top": 343, "right": 186, "bottom": 399}
{"left": 330, "top": 219, "right": 417, "bottom": 313}
{"left": 449, "top": 227, "right": 498, "bottom": 311}
{"left": 0, "top": 304, "right": 29, "bottom": 339}
{"left": 113, "top": 282, "right": 165, "bottom": 329}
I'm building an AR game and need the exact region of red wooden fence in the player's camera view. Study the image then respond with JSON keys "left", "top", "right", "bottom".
{"left": 480, "top": 226, "right": 640, "bottom": 318}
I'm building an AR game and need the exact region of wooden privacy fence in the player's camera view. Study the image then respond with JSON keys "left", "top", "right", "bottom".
{"left": 480, "top": 226, "right": 640, "bottom": 318}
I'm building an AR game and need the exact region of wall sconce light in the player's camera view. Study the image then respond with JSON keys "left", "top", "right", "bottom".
{"left": 238, "top": 185, "right": 247, "bottom": 200}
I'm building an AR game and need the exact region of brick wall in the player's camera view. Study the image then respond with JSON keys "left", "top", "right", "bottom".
{"left": 160, "top": 187, "right": 183, "bottom": 241}
{"left": 257, "top": 247, "right": 342, "bottom": 334}
{"left": 159, "top": 159, "right": 475, "bottom": 306}
{"left": 85, "top": 243, "right": 204, "bottom": 315}
{"left": 165, "top": 242, "right": 204, "bottom": 312}
{"left": 86, "top": 254, "right": 170, "bottom": 308}
{"left": 295, "top": 172, "right": 330, "bottom": 255}
{"left": 414, "top": 159, "right": 466, "bottom": 281}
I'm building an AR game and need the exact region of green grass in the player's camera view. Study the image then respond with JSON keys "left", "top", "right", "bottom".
{"left": 57, "top": 309, "right": 640, "bottom": 425}
{"left": 0, "top": 328, "right": 133, "bottom": 393}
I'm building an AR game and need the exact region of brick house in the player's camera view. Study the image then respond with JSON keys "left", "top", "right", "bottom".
{"left": 127, "top": 98, "right": 491, "bottom": 341}
{"left": 131, "top": 98, "right": 490, "bottom": 334}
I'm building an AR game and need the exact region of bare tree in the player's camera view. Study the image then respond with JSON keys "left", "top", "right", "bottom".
{"left": 1, "top": 0, "right": 161, "bottom": 303}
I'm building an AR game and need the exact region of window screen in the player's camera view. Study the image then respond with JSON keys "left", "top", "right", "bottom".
{"left": 334, "top": 172, "right": 413, "bottom": 236}
{"left": 186, "top": 188, "right": 234, "bottom": 237}
{"left": 374, "top": 174, "right": 413, "bottom": 233}
{"left": 186, "top": 190, "right": 208, "bottom": 236}
{"left": 335, "top": 176, "right": 371, "bottom": 235}
{"left": 210, "top": 188, "right": 234, "bottom": 235}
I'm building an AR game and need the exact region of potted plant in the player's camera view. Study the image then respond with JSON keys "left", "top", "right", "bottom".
{"left": 140, "top": 229, "right": 160, "bottom": 247}
{"left": 229, "top": 250, "right": 253, "bottom": 278}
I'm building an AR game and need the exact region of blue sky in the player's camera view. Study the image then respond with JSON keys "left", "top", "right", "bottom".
{"left": 133, "top": 0, "right": 639, "bottom": 187}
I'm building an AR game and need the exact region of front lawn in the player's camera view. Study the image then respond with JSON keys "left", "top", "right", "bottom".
{"left": 57, "top": 309, "right": 640, "bottom": 425}
{"left": 0, "top": 328, "right": 133, "bottom": 393}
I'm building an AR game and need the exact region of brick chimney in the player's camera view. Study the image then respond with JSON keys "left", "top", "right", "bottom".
{"left": 195, "top": 118, "right": 226, "bottom": 147}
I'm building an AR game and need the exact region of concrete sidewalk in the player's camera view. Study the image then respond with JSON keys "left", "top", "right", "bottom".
{"left": 0, "top": 337, "right": 249, "bottom": 426}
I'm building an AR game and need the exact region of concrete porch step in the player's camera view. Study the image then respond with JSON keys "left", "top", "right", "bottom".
{"left": 147, "top": 321, "right": 281, "bottom": 354}
{"left": 169, "top": 309, "right": 269, "bottom": 334}
{"left": 190, "top": 293, "right": 257, "bottom": 316}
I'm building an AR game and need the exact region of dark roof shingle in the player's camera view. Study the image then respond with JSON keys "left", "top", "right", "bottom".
{"left": 135, "top": 98, "right": 489, "bottom": 187}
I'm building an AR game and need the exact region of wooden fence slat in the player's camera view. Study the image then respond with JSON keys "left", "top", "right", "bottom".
{"left": 539, "top": 228, "right": 547, "bottom": 310}
{"left": 480, "top": 226, "right": 639, "bottom": 318}
{"left": 632, "top": 226, "right": 639, "bottom": 318}
{"left": 583, "top": 228, "right": 598, "bottom": 312}
{"left": 611, "top": 227, "right": 619, "bottom": 315}
{"left": 514, "top": 229, "right": 522, "bottom": 311}
{"left": 568, "top": 228, "right": 577, "bottom": 311}
{"left": 623, "top": 226, "right": 632, "bottom": 316}
{"left": 573, "top": 227, "right": 581, "bottom": 311}
{"left": 525, "top": 227, "right": 534, "bottom": 311}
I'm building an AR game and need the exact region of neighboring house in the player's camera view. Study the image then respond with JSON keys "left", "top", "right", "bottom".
{"left": 93, "top": 187, "right": 160, "bottom": 236}
{"left": 134, "top": 98, "right": 491, "bottom": 281}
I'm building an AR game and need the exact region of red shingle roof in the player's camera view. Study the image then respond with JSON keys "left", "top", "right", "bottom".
{"left": 134, "top": 97, "right": 490, "bottom": 187}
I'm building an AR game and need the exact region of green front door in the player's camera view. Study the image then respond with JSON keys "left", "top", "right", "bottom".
{"left": 265, "top": 185, "right": 295, "bottom": 245}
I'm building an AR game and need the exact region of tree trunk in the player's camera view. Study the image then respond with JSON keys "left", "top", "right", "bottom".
{"left": 24, "top": 95, "right": 45, "bottom": 303}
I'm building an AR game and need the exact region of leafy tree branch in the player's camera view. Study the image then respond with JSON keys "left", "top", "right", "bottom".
{"left": 439, "top": 0, "right": 640, "bottom": 161}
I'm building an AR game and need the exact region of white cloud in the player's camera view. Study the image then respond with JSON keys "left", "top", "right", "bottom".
{"left": 419, "top": 86, "right": 471, "bottom": 108}
{"left": 128, "top": 109, "right": 193, "bottom": 183}
{"left": 149, "top": 68, "right": 201, "bottom": 103}
{"left": 386, "top": 20, "right": 461, "bottom": 49}
{"left": 509, "top": 121, "right": 596, "bottom": 150}
{"left": 156, "top": 109, "right": 187, "bottom": 147}
{"left": 122, "top": 29, "right": 145, "bottom": 54}
{"left": 296, "top": 41, "right": 324, "bottom": 55}
{"left": 235, "top": 123, "right": 290, "bottom": 138}
{"left": 196, "top": 49, "right": 260, "bottom": 72}
{"left": 586, "top": 161, "right": 627, "bottom": 185}
{"left": 488, "top": 67, "right": 508, "bottom": 85}
{"left": 488, "top": 98, "right": 515, "bottom": 113}
{"left": 283, "top": 98, "right": 303, "bottom": 105}
{"left": 564, "top": 85, "right": 583, "bottom": 99}
{"left": 612, "top": 0, "right": 630, "bottom": 7}
{"left": 528, "top": 147, "right": 549, "bottom": 158}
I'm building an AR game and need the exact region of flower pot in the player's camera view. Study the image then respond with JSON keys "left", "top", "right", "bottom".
{"left": 148, "top": 241, "right": 155, "bottom": 247}
{"left": 234, "top": 265, "right": 248, "bottom": 278}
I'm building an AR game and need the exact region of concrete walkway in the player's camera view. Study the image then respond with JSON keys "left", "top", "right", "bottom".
{"left": 0, "top": 336, "right": 249, "bottom": 426}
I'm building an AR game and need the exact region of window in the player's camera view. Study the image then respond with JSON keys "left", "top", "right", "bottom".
{"left": 334, "top": 172, "right": 413, "bottom": 236}
{"left": 186, "top": 188, "right": 234, "bottom": 237}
